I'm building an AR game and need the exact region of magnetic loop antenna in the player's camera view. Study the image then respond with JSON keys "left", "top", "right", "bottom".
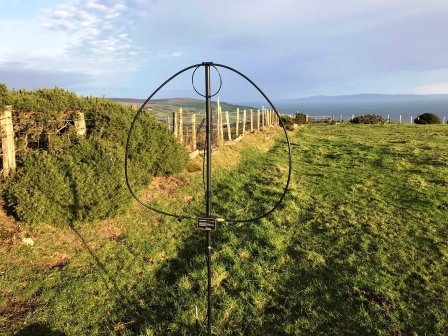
{"left": 191, "top": 63, "right": 222, "bottom": 97}
{"left": 125, "top": 62, "right": 292, "bottom": 223}
{"left": 125, "top": 62, "right": 292, "bottom": 335}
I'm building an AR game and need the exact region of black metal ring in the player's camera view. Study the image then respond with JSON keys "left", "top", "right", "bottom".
{"left": 211, "top": 63, "right": 292, "bottom": 224}
{"left": 191, "top": 64, "right": 222, "bottom": 98}
{"left": 125, "top": 62, "right": 292, "bottom": 223}
{"left": 124, "top": 64, "right": 201, "bottom": 220}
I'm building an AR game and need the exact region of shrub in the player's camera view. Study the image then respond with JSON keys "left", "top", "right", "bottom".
{"left": 351, "top": 114, "right": 385, "bottom": 124}
{"left": 125, "top": 112, "right": 188, "bottom": 189}
{"left": 5, "top": 138, "right": 130, "bottom": 225}
{"left": 294, "top": 112, "right": 307, "bottom": 125}
{"left": 0, "top": 83, "right": 10, "bottom": 109}
{"left": 5, "top": 151, "right": 74, "bottom": 225}
{"left": 280, "top": 115, "right": 295, "bottom": 131}
{"left": 414, "top": 113, "right": 442, "bottom": 124}
{"left": 3, "top": 85, "right": 189, "bottom": 225}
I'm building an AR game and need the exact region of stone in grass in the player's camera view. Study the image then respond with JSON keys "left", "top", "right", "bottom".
{"left": 21, "top": 237, "right": 34, "bottom": 246}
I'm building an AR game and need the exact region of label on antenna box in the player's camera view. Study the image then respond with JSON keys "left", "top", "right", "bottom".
{"left": 197, "top": 216, "right": 218, "bottom": 231}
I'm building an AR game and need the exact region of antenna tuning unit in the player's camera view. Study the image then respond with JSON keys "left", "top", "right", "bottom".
{"left": 196, "top": 216, "right": 224, "bottom": 231}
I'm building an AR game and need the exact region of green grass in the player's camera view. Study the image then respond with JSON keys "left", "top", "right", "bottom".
{"left": 1, "top": 124, "right": 447, "bottom": 335}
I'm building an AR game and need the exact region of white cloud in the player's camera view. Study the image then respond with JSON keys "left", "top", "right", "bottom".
{"left": 2, "top": 0, "right": 448, "bottom": 98}
{"left": 0, "top": 0, "right": 139, "bottom": 77}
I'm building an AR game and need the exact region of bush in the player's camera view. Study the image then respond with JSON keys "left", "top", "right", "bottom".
{"left": 294, "top": 112, "right": 307, "bottom": 125}
{"left": 280, "top": 115, "right": 295, "bottom": 131}
{"left": 2, "top": 85, "right": 189, "bottom": 225}
{"left": 414, "top": 113, "right": 442, "bottom": 124}
{"left": 5, "top": 138, "right": 130, "bottom": 225}
{"left": 5, "top": 151, "right": 74, "bottom": 225}
{"left": 0, "top": 83, "right": 10, "bottom": 109}
{"left": 126, "top": 114, "right": 189, "bottom": 189}
{"left": 351, "top": 114, "right": 385, "bottom": 124}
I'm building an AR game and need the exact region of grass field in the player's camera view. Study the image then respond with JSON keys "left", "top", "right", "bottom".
{"left": 1, "top": 124, "right": 447, "bottom": 335}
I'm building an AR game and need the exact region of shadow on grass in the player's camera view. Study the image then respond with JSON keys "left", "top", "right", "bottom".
{"left": 68, "top": 225, "right": 144, "bottom": 317}
{"left": 14, "top": 322, "right": 66, "bottom": 336}
{"left": 118, "top": 229, "right": 208, "bottom": 335}
{"left": 65, "top": 170, "right": 149, "bottom": 327}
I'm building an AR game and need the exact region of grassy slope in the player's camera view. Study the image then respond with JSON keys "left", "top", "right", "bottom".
{"left": 1, "top": 124, "right": 447, "bottom": 335}
{"left": 112, "top": 97, "right": 256, "bottom": 117}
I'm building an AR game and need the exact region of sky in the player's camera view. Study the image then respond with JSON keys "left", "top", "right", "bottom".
{"left": 1, "top": 0, "right": 448, "bottom": 101}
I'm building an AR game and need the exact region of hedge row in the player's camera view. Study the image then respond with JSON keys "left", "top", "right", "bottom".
{"left": 1, "top": 84, "right": 188, "bottom": 225}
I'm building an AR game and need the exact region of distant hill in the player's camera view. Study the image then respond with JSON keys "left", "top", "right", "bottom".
{"left": 110, "top": 97, "right": 256, "bottom": 114}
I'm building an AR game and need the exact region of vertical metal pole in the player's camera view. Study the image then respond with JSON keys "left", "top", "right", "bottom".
{"left": 205, "top": 63, "right": 213, "bottom": 336}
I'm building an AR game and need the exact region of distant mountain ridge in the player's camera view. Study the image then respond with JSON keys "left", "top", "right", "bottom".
{"left": 283, "top": 94, "right": 448, "bottom": 104}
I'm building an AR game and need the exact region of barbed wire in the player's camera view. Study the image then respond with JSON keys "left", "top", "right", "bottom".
{"left": 3, "top": 118, "right": 97, "bottom": 127}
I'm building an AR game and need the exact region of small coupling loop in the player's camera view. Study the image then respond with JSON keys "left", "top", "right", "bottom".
{"left": 191, "top": 64, "right": 222, "bottom": 98}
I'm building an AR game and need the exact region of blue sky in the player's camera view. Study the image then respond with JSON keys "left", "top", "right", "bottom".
{"left": 1, "top": 0, "right": 448, "bottom": 101}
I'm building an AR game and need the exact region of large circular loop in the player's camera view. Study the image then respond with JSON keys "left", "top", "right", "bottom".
{"left": 125, "top": 62, "right": 292, "bottom": 223}
{"left": 125, "top": 64, "right": 201, "bottom": 220}
{"left": 191, "top": 64, "right": 222, "bottom": 98}
{"left": 211, "top": 63, "right": 292, "bottom": 223}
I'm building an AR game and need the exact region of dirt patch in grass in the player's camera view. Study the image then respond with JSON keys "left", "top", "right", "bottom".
{"left": 0, "top": 200, "right": 23, "bottom": 246}
{"left": 42, "top": 252, "right": 70, "bottom": 270}
{"left": 97, "top": 223, "right": 124, "bottom": 241}
{"left": 0, "top": 291, "right": 45, "bottom": 330}
{"left": 140, "top": 175, "right": 190, "bottom": 201}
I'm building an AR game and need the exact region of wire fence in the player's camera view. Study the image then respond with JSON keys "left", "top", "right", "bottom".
{"left": 158, "top": 106, "right": 279, "bottom": 153}
{"left": 0, "top": 105, "right": 280, "bottom": 177}
{"left": 303, "top": 113, "right": 448, "bottom": 124}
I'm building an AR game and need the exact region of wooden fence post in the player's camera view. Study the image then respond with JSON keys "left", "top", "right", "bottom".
{"left": 216, "top": 98, "right": 221, "bottom": 145}
{"left": 243, "top": 109, "right": 246, "bottom": 134}
{"left": 216, "top": 108, "right": 220, "bottom": 143}
{"left": 1, "top": 105, "right": 16, "bottom": 178}
{"left": 443, "top": 116, "right": 446, "bottom": 124}
{"left": 261, "top": 106, "right": 266, "bottom": 129}
{"left": 74, "top": 112, "right": 86, "bottom": 136}
{"left": 236, "top": 108, "right": 240, "bottom": 137}
{"left": 166, "top": 115, "right": 170, "bottom": 131}
{"left": 410, "top": 116, "right": 413, "bottom": 124}
{"left": 399, "top": 115, "right": 402, "bottom": 124}
{"left": 257, "top": 110, "right": 260, "bottom": 131}
{"left": 225, "top": 111, "right": 232, "bottom": 141}
{"left": 184, "top": 127, "right": 189, "bottom": 148}
{"left": 250, "top": 109, "right": 254, "bottom": 132}
{"left": 173, "top": 112, "right": 178, "bottom": 138}
{"left": 219, "top": 107, "right": 224, "bottom": 145}
{"left": 191, "top": 113, "right": 197, "bottom": 150}
{"left": 179, "top": 108, "right": 183, "bottom": 143}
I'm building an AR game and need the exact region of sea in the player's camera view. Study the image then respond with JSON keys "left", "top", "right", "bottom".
{"left": 275, "top": 100, "right": 448, "bottom": 123}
